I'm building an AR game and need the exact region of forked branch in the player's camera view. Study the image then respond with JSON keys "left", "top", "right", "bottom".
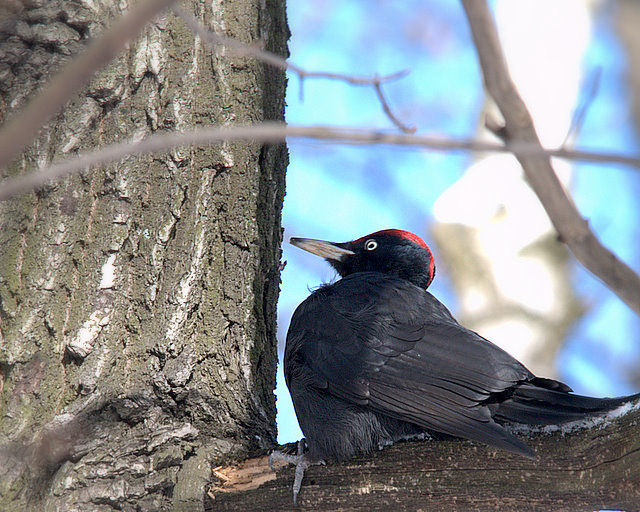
{"left": 460, "top": 0, "right": 640, "bottom": 316}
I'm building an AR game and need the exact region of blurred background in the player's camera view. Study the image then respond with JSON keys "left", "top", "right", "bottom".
{"left": 276, "top": 0, "right": 640, "bottom": 443}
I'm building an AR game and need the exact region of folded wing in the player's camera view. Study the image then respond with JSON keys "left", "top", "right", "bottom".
{"left": 285, "top": 272, "right": 537, "bottom": 458}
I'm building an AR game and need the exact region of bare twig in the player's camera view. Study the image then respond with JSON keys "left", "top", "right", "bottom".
{"left": 171, "top": 6, "right": 414, "bottom": 133}
{"left": 1, "top": 122, "right": 639, "bottom": 202}
{"left": 170, "top": 6, "right": 406, "bottom": 85}
{"left": 563, "top": 67, "right": 602, "bottom": 147}
{"left": 0, "top": 0, "right": 175, "bottom": 171}
{"left": 460, "top": 0, "right": 640, "bottom": 316}
{"left": 296, "top": 68, "right": 409, "bottom": 86}
{"left": 373, "top": 81, "right": 417, "bottom": 134}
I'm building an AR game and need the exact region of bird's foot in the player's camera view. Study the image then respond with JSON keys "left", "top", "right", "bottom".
{"left": 268, "top": 439, "right": 324, "bottom": 506}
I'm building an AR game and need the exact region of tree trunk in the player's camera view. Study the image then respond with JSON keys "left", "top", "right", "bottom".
{"left": 211, "top": 403, "right": 640, "bottom": 511}
{"left": 0, "top": 1, "right": 288, "bottom": 510}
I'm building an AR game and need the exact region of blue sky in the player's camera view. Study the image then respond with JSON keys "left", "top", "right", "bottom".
{"left": 276, "top": 0, "right": 640, "bottom": 443}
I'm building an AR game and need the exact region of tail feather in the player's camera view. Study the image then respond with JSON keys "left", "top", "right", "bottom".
{"left": 493, "top": 383, "right": 640, "bottom": 426}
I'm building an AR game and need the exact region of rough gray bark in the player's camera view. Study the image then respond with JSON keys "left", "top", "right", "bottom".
{"left": 0, "top": 0, "right": 288, "bottom": 510}
{"left": 211, "top": 403, "right": 640, "bottom": 511}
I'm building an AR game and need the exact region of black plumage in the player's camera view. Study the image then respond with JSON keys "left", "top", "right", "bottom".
{"left": 284, "top": 229, "right": 638, "bottom": 464}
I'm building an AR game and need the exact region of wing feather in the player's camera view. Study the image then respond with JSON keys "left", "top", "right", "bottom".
{"left": 284, "top": 272, "right": 535, "bottom": 457}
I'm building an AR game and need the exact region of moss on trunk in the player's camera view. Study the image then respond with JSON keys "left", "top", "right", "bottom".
{"left": 0, "top": 0, "right": 288, "bottom": 510}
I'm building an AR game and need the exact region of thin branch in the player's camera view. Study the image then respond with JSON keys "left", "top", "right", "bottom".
{"left": 170, "top": 5, "right": 407, "bottom": 84}
{"left": 563, "top": 66, "right": 602, "bottom": 147}
{"left": 0, "top": 0, "right": 175, "bottom": 170}
{"left": 297, "top": 68, "right": 409, "bottom": 86}
{"left": 373, "top": 81, "right": 416, "bottom": 134}
{"left": 171, "top": 6, "right": 414, "bottom": 133}
{"left": 1, "top": 123, "right": 640, "bottom": 202}
{"left": 460, "top": 0, "right": 640, "bottom": 316}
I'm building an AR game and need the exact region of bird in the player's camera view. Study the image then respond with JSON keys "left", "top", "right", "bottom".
{"left": 272, "top": 228, "right": 639, "bottom": 504}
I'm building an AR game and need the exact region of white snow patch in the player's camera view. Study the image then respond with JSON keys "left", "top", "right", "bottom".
{"left": 378, "top": 431, "right": 431, "bottom": 451}
{"left": 507, "top": 399, "right": 640, "bottom": 436}
{"left": 356, "top": 484, "right": 399, "bottom": 495}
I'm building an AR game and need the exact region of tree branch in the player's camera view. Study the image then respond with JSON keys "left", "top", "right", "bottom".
{"left": 1, "top": 123, "right": 639, "bottom": 202}
{"left": 460, "top": 0, "right": 640, "bottom": 317}
{"left": 0, "top": 0, "right": 175, "bottom": 170}
{"left": 170, "top": 6, "right": 406, "bottom": 86}
{"left": 562, "top": 67, "right": 602, "bottom": 147}
{"left": 171, "top": 6, "right": 414, "bottom": 133}
{"left": 2, "top": 1, "right": 639, "bottom": 319}
{"left": 209, "top": 403, "right": 640, "bottom": 511}
{"left": 373, "top": 80, "right": 416, "bottom": 133}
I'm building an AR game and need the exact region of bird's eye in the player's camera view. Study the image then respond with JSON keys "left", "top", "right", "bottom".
{"left": 364, "top": 239, "right": 378, "bottom": 251}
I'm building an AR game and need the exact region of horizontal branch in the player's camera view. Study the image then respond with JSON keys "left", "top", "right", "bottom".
{"left": 210, "top": 403, "right": 640, "bottom": 511}
{"left": 2, "top": 119, "right": 639, "bottom": 316}
{"left": 1, "top": 123, "right": 639, "bottom": 203}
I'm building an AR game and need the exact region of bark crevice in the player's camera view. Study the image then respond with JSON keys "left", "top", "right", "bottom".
{"left": 0, "top": 1, "right": 288, "bottom": 510}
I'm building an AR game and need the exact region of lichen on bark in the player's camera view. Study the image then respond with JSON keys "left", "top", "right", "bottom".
{"left": 0, "top": 0, "right": 288, "bottom": 510}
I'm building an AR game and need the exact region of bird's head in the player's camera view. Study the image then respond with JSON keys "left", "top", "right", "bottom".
{"left": 290, "top": 229, "right": 436, "bottom": 289}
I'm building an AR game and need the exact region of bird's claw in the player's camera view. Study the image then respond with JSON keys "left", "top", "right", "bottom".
{"left": 268, "top": 450, "right": 299, "bottom": 471}
{"left": 268, "top": 439, "right": 323, "bottom": 506}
